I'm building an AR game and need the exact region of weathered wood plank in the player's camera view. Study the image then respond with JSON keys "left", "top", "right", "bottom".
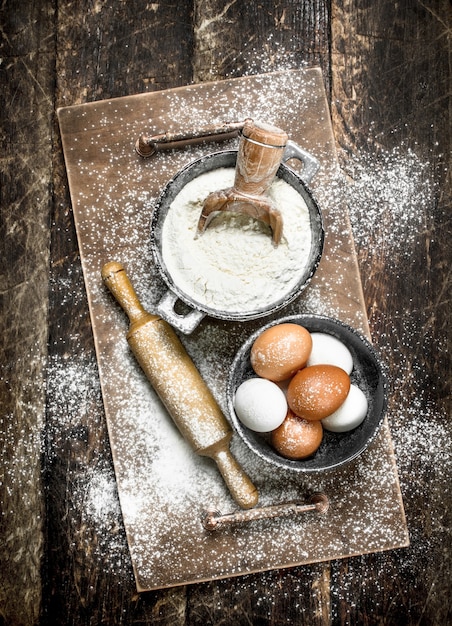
{"left": 186, "top": 565, "right": 332, "bottom": 626}
{"left": 193, "top": 0, "right": 331, "bottom": 94}
{"left": 191, "top": 3, "right": 333, "bottom": 624}
{"left": 190, "top": 4, "right": 333, "bottom": 623}
{"left": 55, "top": 1, "right": 195, "bottom": 104}
{"left": 43, "top": 1, "right": 196, "bottom": 623}
{"left": 330, "top": 0, "right": 451, "bottom": 623}
{"left": 0, "top": 2, "right": 56, "bottom": 625}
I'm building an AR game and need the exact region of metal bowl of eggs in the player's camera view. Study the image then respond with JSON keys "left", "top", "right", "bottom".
{"left": 227, "top": 314, "right": 388, "bottom": 473}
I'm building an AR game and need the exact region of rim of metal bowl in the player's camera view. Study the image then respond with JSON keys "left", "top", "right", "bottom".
{"left": 227, "top": 314, "right": 388, "bottom": 473}
{"left": 150, "top": 150, "right": 324, "bottom": 322}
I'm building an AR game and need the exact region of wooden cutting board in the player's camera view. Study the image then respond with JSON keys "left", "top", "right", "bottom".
{"left": 57, "top": 68, "right": 409, "bottom": 592}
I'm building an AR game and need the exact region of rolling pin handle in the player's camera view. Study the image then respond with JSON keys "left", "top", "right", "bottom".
{"left": 101, "top": 261, "right": 158, "bottom": 327}
{"left": 212, "top": 448, "right": 259, "bottom": 510}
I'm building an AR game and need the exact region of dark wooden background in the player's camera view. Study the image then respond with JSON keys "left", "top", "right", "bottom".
{"left": 1, "top": 1, "right": 450, "bottom": 624}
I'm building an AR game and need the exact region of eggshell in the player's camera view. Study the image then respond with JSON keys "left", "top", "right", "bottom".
{"left": 307, "top": 332, "right": 354, "bottom": 374}
{"left": 234, "top": 378, "right": 288, "bottom": 432}
{"left": 287, "top": 364, "right": 350, "bottom": 421}
{"left": 321, "top": 384, "right": 368, "bottom": 432}
{"left": 271, "top": 409, "right": 323, "bottom": 459}
{"left": 250, "top": 323, "right": 312, "bottom": 382}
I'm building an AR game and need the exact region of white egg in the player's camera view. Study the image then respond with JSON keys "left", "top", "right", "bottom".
{"left": 234, "top": 378, "right": 288, "bottom": 432}
{"left": 307, "top": 332, "right": 354, "bottom": 374}
{"left": 321, "top": 384, "right": 368, "bottom": 432}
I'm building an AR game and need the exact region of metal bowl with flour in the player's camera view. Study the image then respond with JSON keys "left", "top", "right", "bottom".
{"left": 150, "top": 143, "right": 324, "bottom": 334}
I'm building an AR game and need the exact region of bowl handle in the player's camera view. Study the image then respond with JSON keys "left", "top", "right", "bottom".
{"left": 282, "top": 140, "right": 320, "bottom": 184}
{"left": 156, "top": 289, "right": 205, "bottom": 334}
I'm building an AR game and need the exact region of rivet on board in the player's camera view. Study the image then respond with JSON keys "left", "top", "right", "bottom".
{"left": 135, "top": 134, "right": 157, "bottom": 158}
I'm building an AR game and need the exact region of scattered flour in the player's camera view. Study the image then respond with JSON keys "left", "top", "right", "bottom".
{"left": 43, "top": 137, "right": 448, "bottom": 588}
{"left": 30, "top": 62, "right": 447, "bottom": 603}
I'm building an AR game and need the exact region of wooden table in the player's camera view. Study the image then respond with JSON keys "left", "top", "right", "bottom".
{"left": 1, "top": 1, "right": 450, "bottom": 624}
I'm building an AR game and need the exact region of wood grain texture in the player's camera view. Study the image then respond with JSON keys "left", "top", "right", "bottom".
{"left": 0, "top": 2, "right": 55, "bottom": 624}
{"left": 43, "top": 2, "right": 196, "bottom": 623}
{"left": 55, "top": 0, "right": 194, "bottom": 103}
{"left": 193, "top": 0, "right": 330, "bottom": 90}
{"left": 0, "top": 0, "right": 450, "bottom": 623}
{"left": 330, "top": 1, "right": 451, "bottom": 624}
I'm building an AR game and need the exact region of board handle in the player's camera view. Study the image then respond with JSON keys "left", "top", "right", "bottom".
{"left": 135, "top": 120, "right": 248, "bottom": 158}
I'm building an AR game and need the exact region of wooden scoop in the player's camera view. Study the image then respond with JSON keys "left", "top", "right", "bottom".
{"left": 102, "top": 261, "right": 259, "bottom": 510}
{"left": 197, "top": 119, "right": 289, "bottom": 245}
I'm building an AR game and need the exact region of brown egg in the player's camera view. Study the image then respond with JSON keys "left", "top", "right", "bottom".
{"left": 250, "top": 323, "right": 312, "bottom": 382}
{"left": 271, "top": 409, "right": 323, "bottom": 459}
{"left": 287, "top": 364, "right": 350, "bottom": 421}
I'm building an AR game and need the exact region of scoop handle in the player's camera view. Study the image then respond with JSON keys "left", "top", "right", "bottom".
{"left": 234, "top": 120, "right": 288, "bottom": 197}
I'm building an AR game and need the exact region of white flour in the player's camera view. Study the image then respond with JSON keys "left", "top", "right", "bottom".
{"left": 161, "top": 167, "right": 312, "bottom": 314}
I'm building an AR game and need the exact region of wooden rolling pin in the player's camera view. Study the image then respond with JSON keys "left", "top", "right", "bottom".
{"left": 101, "top": 261, "right": 259, "bottom": 510}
